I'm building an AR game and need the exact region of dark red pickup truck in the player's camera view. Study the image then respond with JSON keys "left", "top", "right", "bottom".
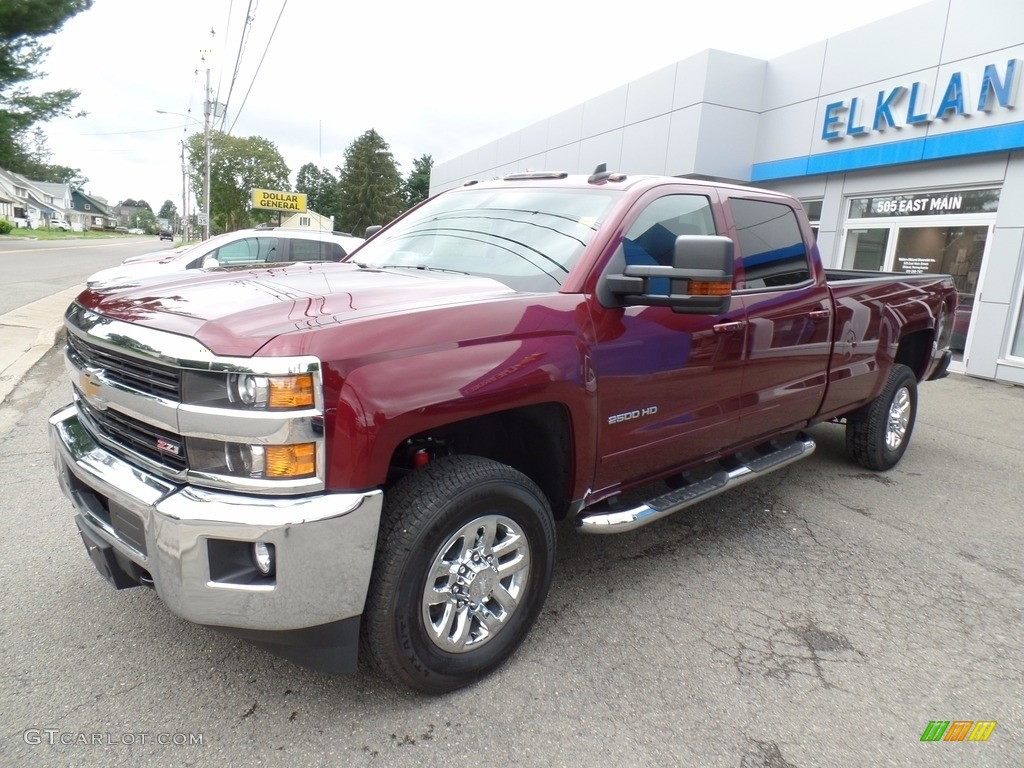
{"left": 49, "top": 168, "right": 957, "bottom": 693}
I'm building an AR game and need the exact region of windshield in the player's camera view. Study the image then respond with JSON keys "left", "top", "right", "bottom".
{"left": 349, "top": 187, "right": 619, "bottom": 291}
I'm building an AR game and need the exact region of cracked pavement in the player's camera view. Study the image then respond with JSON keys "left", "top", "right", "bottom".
{"left": 1, "top": 352, "right": 1021, "bottom": 767}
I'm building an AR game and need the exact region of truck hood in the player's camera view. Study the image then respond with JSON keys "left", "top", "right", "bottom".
{"left": 76, "top": 262, "right": 519, "bottom": 356}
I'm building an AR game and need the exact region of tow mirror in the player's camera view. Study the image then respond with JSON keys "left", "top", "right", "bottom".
{"left": 605, "top": 235, "right": 734, "bottom": 314}
{"left": 364, "top": 225, "right": 383, "bottom": 239}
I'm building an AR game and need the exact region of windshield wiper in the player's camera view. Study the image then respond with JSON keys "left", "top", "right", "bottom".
{"left": 356, "top": 262, "right": 472, "bottom": 276}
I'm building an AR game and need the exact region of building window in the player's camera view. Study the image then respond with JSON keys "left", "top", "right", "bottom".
{"left": 84, "top": 203, "right": 91, "bottom": 210}
{"left": 802, "top": 199, "right": 822, "bottom": 240}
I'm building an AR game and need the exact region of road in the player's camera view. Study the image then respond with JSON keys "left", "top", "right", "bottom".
{"left": 0, "top": 237, "right": 172, "bottom": 314}
{"left": 0, "top": 339, "right": 1021, "bottom": 766}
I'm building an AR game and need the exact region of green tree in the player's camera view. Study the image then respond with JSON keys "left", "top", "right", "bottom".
{"left": 295, "top": 162, "right": 341, "bottom": 223}
{"left": 186, "top": 130, "right": 290, "bottom": 233}
{"left": 336, "top": 129, "right": 404, "bottom": 236}
{"left": 121, "top": 198, "right": 152, "bottom": 211}
{"left": 0, "top": 0, "right": 94, "bottom": 173}
{"left": 17, "top": 126, "right": 88, "bottom": 184}
{"left": 404, "top": 153, "right": 433, "bottom": 209}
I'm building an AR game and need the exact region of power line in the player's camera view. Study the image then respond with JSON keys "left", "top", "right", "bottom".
{"left": 227, "top": 0, "right": 287, "bottom": 135}
{"left": 80, "top": 125, "right": 201, "bottom": 136}
{"left": 220, "top": 0, "right": 256, "bottom": 131}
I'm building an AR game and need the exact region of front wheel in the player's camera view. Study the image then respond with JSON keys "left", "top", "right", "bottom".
{"left": 362, "top": 456, "right": 556, "bottom": 693}
{"left": 845, "top": 363, "right": 918, "bottom": 470}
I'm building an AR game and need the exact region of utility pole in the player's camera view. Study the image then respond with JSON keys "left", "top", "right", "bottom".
{"left": 179, "top": 140, "right": 189, "bottom": 241}
{"left": 203, "top": 67, "right": 212, "bottom": 241}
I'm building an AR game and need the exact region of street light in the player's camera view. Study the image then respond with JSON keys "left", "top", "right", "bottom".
{"left": 157, "top": 94, "right": 211, "bottom": 239}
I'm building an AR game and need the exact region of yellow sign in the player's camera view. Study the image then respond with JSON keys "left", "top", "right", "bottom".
{"left": 251, "top": 189, "right": 307, "bottom": 213}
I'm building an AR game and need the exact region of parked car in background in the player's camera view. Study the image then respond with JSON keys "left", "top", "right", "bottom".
{"left": 50, "top": 215, "right": 71, "bottom": 231}
{"left": 158, "top": 229, "right": 173, "bottom": 241}
{"left": 127, "top": 227, "right": 144, "bottom": 235}
{"left": 86, "top": 226, "right": 366, "bottom": 288}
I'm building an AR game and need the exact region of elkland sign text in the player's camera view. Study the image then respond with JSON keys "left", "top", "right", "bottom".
{"left": 822, "top": 59, "right": 1020, "bottom": 141}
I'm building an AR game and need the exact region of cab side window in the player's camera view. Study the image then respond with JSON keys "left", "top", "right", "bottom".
{"left": 730, "top": 198, "right": 810, "bottom": 289}
{"left": 619, "top": 195, "right": 716, "bottom": 295}
{"left": 288, "top": 239, "right": 344, "bottom": 262}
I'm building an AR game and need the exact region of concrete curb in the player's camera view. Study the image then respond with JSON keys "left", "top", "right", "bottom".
{"left": 0, "top": 286, "right": 82, "bottom": 406}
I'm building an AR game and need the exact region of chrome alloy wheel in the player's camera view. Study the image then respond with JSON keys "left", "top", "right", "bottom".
{"left": 886, "top": 385, "right": 912, "bottom": 450}
{"left": 422, "top": 514, "right": 531, "bottom": 653}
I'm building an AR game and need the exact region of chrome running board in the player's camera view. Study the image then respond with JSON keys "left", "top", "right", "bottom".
{"left": 575, "top": 436, "right": 816, "bottom": 534}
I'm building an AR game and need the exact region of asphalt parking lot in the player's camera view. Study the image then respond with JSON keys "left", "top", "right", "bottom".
{"left": 1, "top": 347, "right": 1021, "bottom": 767}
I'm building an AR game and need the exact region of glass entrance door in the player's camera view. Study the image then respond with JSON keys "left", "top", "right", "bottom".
{"left": 891, "top": 225, "right": 989, "bottom": 359}
{"left": 841, "top": 227, "right": 891, "bottom": 271}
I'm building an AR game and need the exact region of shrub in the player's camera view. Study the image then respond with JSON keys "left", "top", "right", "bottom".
{"left": 0, "top": 219, "right": 13, "bottom": 235}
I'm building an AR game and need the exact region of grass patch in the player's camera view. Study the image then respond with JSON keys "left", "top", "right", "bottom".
{"left": 0, "top": 229, "right": 153, "bottom": 241}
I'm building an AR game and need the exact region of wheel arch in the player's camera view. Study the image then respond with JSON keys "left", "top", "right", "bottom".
{"left": 386, "top": 403, "right": 576, "bottom": 519}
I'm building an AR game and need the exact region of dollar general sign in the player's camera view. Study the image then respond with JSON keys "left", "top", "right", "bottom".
{"left": 251, "top": 189, "right": 307, "bottom": 213}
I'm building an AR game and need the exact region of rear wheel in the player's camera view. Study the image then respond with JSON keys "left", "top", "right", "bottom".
{"left": 845, "top": 363, "right": 918, "bottom": 470}
{"left": 362, "top": 455, "right": 556, "bottom": 693}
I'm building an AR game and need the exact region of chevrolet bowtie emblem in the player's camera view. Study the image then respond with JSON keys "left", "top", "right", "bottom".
{"left": 79, "top": 367, "right": 107, "bottom": 410}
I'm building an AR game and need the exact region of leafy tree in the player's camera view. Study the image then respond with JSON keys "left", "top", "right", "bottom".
{"left": 295, "top": 162, "right": 341, "bottom": 223}
{"left": 404, "top": 154, "right": 433, "bottom": 208}
{"left": 0, "top": 0, "right": 94, "bottom": 173}
{"left": 155, "top": 199, "right": 177, "bottom": 233}
{"left": 17, "top": 126, "right": 87, "bottom": 184}
{"left": 336, "top": 129, "right": 405, "bottom": 236}
{"left": 128, "top": 208, "right": 157, "bottom": 232}
{"left": 186, "top": 130, "right": 290, "bottom": 233}
{"left": 120, "top": 199, "right": 152, "bottom": 211}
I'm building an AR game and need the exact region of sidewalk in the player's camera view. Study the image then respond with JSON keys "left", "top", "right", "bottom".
{"left": 0, "top": 286, "right": 82, "bottom": 406}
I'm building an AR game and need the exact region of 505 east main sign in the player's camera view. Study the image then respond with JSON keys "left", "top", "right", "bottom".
{"left": 821, "top": 58, "right": 1021, "bottom": 141}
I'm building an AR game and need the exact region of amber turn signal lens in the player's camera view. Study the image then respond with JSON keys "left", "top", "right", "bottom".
{"left": 268, "top": 374, "right": 315, "bottom": 408}
{"left": 688, "top": 281, "right": 732, "bottom": 296}
{"left": 264, "top": 443, "right": 316, "bottom": 477}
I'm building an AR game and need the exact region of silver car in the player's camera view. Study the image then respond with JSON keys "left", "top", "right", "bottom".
{"left": 87, "top": 227, "right": 365, "bottom": 288}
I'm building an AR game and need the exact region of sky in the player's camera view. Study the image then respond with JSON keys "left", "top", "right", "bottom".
{"left": 32, "top": 0, "right": 932, "bottom": 213}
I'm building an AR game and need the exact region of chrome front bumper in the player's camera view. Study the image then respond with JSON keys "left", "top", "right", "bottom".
{"left": 49, "top": 403, "right": 382, "bottom": 633}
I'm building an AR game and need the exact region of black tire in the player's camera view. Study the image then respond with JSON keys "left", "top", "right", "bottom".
{"left": 845, "top": 363, "right": 918, "bottom": 470}
{"left": 362, "top": 455, "right": 556, "bottom": 694}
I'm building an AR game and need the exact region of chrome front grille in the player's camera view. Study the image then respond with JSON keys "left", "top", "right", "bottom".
{"left": 75, "top": 390, "right": 187, "bottom": 472}
{"left": 67, "top": 332, "right": 181, "bottom": 400}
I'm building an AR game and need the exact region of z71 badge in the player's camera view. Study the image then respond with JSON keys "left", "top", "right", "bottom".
{"left": 608, "top": 406, "right": 658, "bottom": 425}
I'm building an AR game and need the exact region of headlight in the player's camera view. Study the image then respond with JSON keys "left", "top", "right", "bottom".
{"left": 189, "top": 439, "right": 317, "bottom": 479}
{"left": 183, "top": 371, "right": 316, "bottom": 410}
{"left": 229, "top": 374, "right": 268, "bottom": 406}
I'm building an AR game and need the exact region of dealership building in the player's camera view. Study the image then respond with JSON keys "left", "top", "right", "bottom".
{"left": 430, "top": 0, "right": 1024, "bottom": 386}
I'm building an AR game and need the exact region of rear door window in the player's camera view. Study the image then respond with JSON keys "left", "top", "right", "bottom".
{"left": 730, "top": 198, "right": 810, "bottom": 289}
{"left": 210, "top": 237, "right": 278, "bottom": 265}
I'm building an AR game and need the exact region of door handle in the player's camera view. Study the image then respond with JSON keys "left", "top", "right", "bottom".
{"left": 712, "top": 320, "right": 746, "bottom": 334}
{"left": 808, "top": 309, "right": 830, "bottom": 320}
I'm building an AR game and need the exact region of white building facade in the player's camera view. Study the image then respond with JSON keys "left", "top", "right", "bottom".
{"left": 431, "top": 0, "right": 1024, "bottom": 385}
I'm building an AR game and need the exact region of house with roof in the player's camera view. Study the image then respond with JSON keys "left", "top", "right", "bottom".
{"left": 34, "top": 181, "right": 82, "bottom": 231}
{"left": 281, "top": 209, "right": 335, "bottom": 232}
{"left": 0, "top": 186, "right": 14, "bottom": 224}
{"left": 0, "top": 167, "right": 81, "bottom": 229}
{"left": 70, "top": 189, "right": 116, "bottom": 230}
{"left": 0, "top": 167, "right": 42, "bottom": 226}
